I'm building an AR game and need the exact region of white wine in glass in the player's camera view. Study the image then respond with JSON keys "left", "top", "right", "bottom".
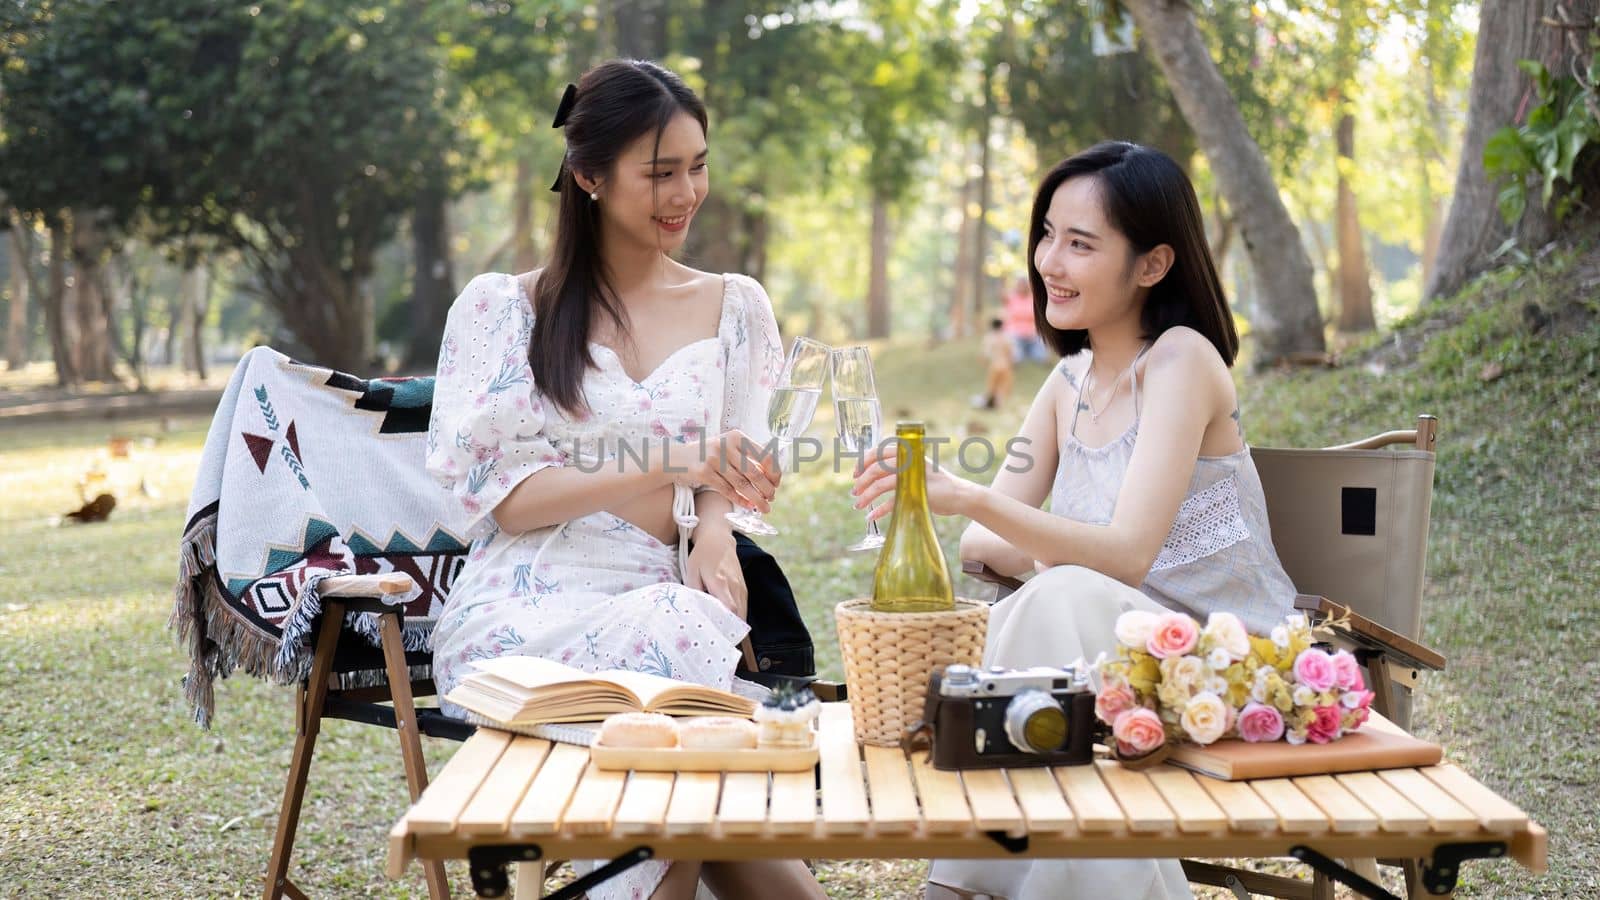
{"left": 831, "top": 346, "right": 885, "bottom": 551}
{"left": 725, "top": 337, "right": 830, "bottom": 536}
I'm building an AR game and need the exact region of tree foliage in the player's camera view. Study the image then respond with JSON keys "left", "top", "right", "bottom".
{"left": 0, "top": 0, "right": 467, "bottom": 369}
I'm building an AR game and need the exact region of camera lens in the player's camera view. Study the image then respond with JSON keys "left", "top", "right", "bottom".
{"left": 1003, "top": 689, "right": 1068, "bottom": 753}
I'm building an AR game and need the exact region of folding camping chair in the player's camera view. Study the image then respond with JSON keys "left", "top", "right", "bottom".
{"left": 963, "top": 414, "right": 1447, "bottom": 899}
{"left": 173, "top": 349, "right": 837, "bottom": 900}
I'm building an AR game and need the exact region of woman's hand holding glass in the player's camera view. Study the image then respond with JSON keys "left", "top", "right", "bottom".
{"left": 726, "top": 336, "right": 831, "bottom": 536}
{"left": 831, "top": 346, "right": 886, "bottom": 551}
{"left": 668, "top": 427, "right": 780, "bottom": 514}
{"left": 850, "top": 440, "right": 973, "bottom": 522}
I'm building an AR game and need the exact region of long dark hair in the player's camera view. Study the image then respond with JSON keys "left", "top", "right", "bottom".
{"left": 1028, "top": 141, "right": 1238, "bottom": 365}
{"left": 532, "top": 59, "right": 708, "bottom": 416}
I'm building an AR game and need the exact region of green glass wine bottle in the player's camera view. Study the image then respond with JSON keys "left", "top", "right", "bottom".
{"left": 871, "top": 422, "right": 955, "bottom": 612}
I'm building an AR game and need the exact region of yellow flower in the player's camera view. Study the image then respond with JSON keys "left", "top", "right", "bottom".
{"left": 1128, "top": 656, "right": 1160, "bottom": 693}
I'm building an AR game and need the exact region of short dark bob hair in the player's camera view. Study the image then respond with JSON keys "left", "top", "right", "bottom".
{"left": 1028, "top": 141, "right": 1238, "bottom": 365}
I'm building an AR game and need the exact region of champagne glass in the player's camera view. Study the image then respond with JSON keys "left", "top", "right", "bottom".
{"left": 725, "top": 336, "right": 831, "bottom": 536}
{"left": 831, "top": 346, "right": 885, "bottom": 551}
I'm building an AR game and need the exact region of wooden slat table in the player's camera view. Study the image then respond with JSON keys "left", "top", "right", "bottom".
{"left": 387, "top": 704, "right": 1545, "bottom": 899}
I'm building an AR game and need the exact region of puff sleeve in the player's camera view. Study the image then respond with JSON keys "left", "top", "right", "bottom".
{"left": 426, "top": 273, "right": 565, "bottom": 539}
{"left": 719, "top": 274, "right": 784, "bottom": 441}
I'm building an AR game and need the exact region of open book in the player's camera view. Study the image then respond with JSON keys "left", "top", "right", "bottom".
{"left": 444, "top": 655, "right": 756, "bottom": 726}
{"left": 1168, "top": 712, "right": 1443, "bottom": 781}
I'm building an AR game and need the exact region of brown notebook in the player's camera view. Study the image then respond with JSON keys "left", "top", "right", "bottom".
{"left": 1167, "top": 713, "right": 1443, "bottom": 781}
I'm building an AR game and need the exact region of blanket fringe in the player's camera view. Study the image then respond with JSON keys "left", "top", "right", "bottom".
{"left": 168, "top": 512, "right": 433, "bottom": 727}
{"left": 331, "top": 664, "right": 435, "bottom": 693}
{"left": 347, "top": 608, "right": 435, "bottom": 654}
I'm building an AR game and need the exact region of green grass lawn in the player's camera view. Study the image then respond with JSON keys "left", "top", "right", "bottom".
{"left": 1, "top": 245, "right": 1595, "bottom": 897}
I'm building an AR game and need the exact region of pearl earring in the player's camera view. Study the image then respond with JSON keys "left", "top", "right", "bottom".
{"left": 589, "top": 191, "right": 598, "bottom": 201}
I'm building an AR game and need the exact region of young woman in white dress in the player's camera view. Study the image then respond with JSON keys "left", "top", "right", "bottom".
{"left": 851, "top": 142, "right": 1300, "bottom": 900}
{"left": 427, "top": 60, "right": 825, "bottom": 900}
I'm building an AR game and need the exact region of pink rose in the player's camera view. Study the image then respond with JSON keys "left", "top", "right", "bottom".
{"left": 1112, "top": 707, "right": 1167, "bottom": 756}
{"left": 1146, "top": 612, "right": 1199, "bottom": 659}
{"left": 1341, "top": 689, "right": 1374, "bottom": 732}
{"left": 1306, "top": 705, "right": 1342, "bottom": 744}
{"left": 1095, "top": 683, "right": 1137, "bottom": 725}
{"left": 1343, "top": 705, "right": 1371, "bottom": 732}
{"left": 1330, "top": 649, "right": 1364, "bottom": 691}
{"left": 1293, "top": 649, "right": 1338, "bottom": 693}
{"left": 1236, "top": 701, "right": 1285, "bottom": 743}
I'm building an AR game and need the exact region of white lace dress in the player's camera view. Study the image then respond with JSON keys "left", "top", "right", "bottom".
{"left": 425, "top": 271, "right": 783, "bottom": 900}
{"left": 929, "top": 348, "right": 1298, "bottom": 900}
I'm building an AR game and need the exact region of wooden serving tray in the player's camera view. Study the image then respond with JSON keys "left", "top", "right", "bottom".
{"left": 591, "top": 736, "right": 818, "bottom": 772}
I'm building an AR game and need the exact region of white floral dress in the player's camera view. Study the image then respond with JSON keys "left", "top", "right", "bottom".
{"left": 426, "top": 271, "right": 782, "bottom": 900}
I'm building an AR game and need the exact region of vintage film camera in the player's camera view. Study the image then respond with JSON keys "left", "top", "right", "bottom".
{"left": 908, "top": 663, "right": 1099, "bottom": 770}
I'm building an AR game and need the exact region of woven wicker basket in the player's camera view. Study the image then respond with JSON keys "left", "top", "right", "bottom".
{"left": 834, "top": 598, "right": 988, "bottom": 746}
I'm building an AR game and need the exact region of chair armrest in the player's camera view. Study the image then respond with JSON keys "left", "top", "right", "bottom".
{"left": 961, "top": 559, "right": 1025, "bottom": 593}
{"left": 1293, "top": 594, "right": 1446, "bottom": 672}
{"left": 320, "top": 572, "right": 416, "bottom": 599}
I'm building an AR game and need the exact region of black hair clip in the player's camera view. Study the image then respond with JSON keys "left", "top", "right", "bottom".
{"left": 551, "top": 83, "right": 577, "bottom": 129}
{"left": 549, "top": 83, "right": 578, "bottom": 192}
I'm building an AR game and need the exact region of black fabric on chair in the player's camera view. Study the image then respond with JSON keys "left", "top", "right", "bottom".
{"left": 732, "top": 532, "right": 817, "bottom": 680}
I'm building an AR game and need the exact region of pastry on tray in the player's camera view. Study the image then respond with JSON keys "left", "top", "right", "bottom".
{"left": 597, "top": 712, "right": 679, "bottom": 748}
{"left": 677, "top": 716, "right": 759, "bottom": 750}
{"left": 754, "top": 682, "right": 820, "bottom": 749}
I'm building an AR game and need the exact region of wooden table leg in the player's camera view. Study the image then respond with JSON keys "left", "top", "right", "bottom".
{"left": 515, "top": 860, "right": 547, "bottom": 898}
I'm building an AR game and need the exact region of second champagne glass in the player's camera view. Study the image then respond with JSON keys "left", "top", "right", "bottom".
{"left": 725, "top": 336, "right": 831, "bottom": 536}
{"left": 831, "top": 346, "right": 885, "bottom": 551}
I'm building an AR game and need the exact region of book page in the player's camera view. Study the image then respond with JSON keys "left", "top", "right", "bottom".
{"left": 595, "top": 669, "right": 755, "bottom": 716}
{"left": 469, "top": 655, "right": 636, "bottom": 700}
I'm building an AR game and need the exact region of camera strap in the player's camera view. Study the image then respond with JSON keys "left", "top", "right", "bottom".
{"left": 901, "top": 671, "right": 947, "bottom": 754}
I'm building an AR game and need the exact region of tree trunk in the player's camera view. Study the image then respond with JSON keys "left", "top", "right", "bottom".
{"left": 743, "top": 205, "right": 768, "bottom": 284}
{"left": 405, "top": 182, "right": 456, "bottom": 370}
{"left": 1421, "top": 196, "right": 1444, "bottom": 288}
{"left": 271, "top": 247, "right": 370, "bottom": 373}
{"left": 612, "top": 0, "right": 661, "bottom": 57}
{"left": 1126, "top": 0, "right": 1325, "bottom": 364}
{"left": 179, "top": 260, "right": 210, "bottom": 380}
{"left": 44, "top": 222, "right": 77, "bottom": 387}
{"left": 1209, "top": 193, "right": 1235, "bottom": 270}
{"left": 950, "top": 162, "right": 978, "bottom": 340}
{"left": 116, "top": 255, "right": 149, "bottom": 390}
{"left": 1335, "top": 113, "right": 1376, "bottom": 332}
{"left": 67, "top": 210, "right": 117, "bottom": 382}
{"left": 866, "top": 189, "right": 892, "bottom": 339}
{"left": 512, "top": 154, "right": 540, "bottom": 273}
{"left": 5, "top": 213, "right": 33, "bottom": 370}
{"left": 683, "top": 192, "right": 744, "bottom": 275}
{"left": 1418, "top": 0, "right": 1449, "bottom": 292}
{"left": 971, "top": 66, "right": 994, "bottom": 338}
{"left": 1427, "top": 0, "right": 1600, "bottom": 299}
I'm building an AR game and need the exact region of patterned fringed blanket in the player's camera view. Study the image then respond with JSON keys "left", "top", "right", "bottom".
{"left": 170, "top": 347, "right": 469, "bottom": 726}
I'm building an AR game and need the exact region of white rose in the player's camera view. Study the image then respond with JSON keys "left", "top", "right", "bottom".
{"left": 1292, "top": 685, "right": 1315, "bottom": 707}
{"left": 1251, "top": 666, "right": 1275, "bottom": 703}
{"left": 1285, "top": 729, "right": 1307, "bottom": 746}
{"left": 1180, "top": 692, "right": 1229, "bottom": 745}
{"left": 1207, "top": 647, "right": 1233, "bottom": 672}
{"left": 1203, "top": 612, "right": 1252, "bottom": 661}
{"left": 1162, "top": 655, "right": 1207, "bottom": 694}
{"left": 1115, "top": 610, "right": 1160, "bottom": 650}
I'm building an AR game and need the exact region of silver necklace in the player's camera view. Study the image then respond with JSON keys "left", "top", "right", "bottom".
{"left": 1083, "top": 353, "right": 1138, "bottom": 423}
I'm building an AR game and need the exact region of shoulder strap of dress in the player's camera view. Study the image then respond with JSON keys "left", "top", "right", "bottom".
{"left": 1130, "top": 341, "right": 1154, "bottom": 421}
{"left": 1064, "top": 359, "right": 1087, "bottom": 434}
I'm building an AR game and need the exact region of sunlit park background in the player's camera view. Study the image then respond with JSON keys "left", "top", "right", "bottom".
{"left": 2, "top": 1, "right": 1598, "bottom": 898}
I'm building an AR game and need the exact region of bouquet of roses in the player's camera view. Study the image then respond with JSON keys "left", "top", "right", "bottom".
{"left": 1094, "top": 609, "right": 1376, "bottom": 759}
